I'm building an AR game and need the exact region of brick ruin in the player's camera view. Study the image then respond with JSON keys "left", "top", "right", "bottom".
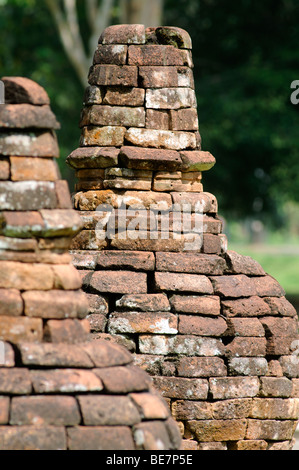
{"left": 0, "top": 76, "right": 181, "bottom": 450}
{"left": 67, "top": 24, "right": 299, "bottom": 450}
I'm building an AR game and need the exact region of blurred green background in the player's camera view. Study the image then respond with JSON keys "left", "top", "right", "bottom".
{"left": 0, "top": 0, "right": 299, "bottom": 303}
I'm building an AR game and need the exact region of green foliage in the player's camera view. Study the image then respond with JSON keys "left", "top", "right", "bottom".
{"left": 164, "top": 0, "right": 299, "bottom": 224}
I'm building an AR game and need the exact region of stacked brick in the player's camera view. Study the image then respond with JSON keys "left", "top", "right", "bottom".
{"left": 68, "top": 25, "right": 299, "bottom": 450}
{"left": 0, "top": 76, "right": 181, "bottom": 451}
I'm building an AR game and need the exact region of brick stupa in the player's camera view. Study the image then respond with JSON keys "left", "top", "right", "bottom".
{"left": 67, "top": 25, "right": 299, "bottom": 450}
{"left": 0, "top": 76, "right": 181, "bottom": 451}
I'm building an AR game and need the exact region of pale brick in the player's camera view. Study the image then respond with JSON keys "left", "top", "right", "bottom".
{"left": 246, "top": 419, "right": 297, "bottom": 440}
{"left": 125, "top": 128, "right": 197, "bottom": 150}
{"left": 177, "top": 357, "right": 227, "bottom": 377}
{"left": 108, "top": 311, "right": 178, "bottom": 334}
{"left": 209, "top": 377, "right": 260, "bottom": 399}
{"left": 139, "top": 335, "right": 224, "bottom": 357}
{"left": 80, "top": 126, "right": 126, "bottom": 147}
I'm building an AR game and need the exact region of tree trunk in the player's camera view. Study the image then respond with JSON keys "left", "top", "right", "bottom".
{"left": 120, "top": 0, "right": 163, "bottom": 28}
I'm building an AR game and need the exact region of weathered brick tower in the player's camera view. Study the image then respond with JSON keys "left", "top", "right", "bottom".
{"left": 0, "top": 76, "right": 181, "bottom": 450}
{"left": 67, "top": 25, "right": 299, "bottom": 450}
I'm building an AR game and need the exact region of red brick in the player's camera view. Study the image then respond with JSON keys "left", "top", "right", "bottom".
{"left": 0, "top": 158, "right": 10, "bottom": 180}
{"left": 0, "top": 103, "right": 59, "bottom": 129}
{"left": 179, "top": 315, "right": 227, "bottom": 337}
{"left": 172, "top": 400, "right": 212, "bottom": 420}
{"left": 2, "top": 76, "right": 50, "bottom": 105}
{"left": 10, "top": 156, "right": 60, "bottom": 181}
{"left": 177, "top": 357, "right": 227, "bottom": 377}
{"left": 89, "top": 65, "right": 138, "bottom": 87}
{"left": 260, "top": 316, "right": 298, "bottom": 337}
{"left": 0, "top": 368, "right": 31, "bottom": 394}
{"left": 130, "top": 392, "right": 170, "bottom": 420}
{"left": 66, "top": 146, "right": 119, "bottom": 169}
{"left": 85, "top": 293, "right": 109, "bottom": 314}
{"left": 0, "top": 316, "right": 42, "bottom": 343}
{"left": 153, "top": 376, "right": 208, "bottom": 400}
{"left": 202, "top": 234, "right": 222, "bottom": 254}
{"left": 54, "top": 180, "right": 73, "bottom": 209}
{"left": 10, "top": 396, "right": 80, "bottom": 425}
{"left": 180, "top": 150, "right": 216, "bottom": 171}
{"left": 252, "top": 275, "right": 285, "bottom": 297}
{"left": 78, "top": 395, "right": 141, "bottom": 426}
{"left": 146, "top": 109, "right": 170, "bottom": 129}
{"left": 82, "top": 340, "right": 133, "bottom": 368}
{"left": 119, "top": 145, "right": 182, "bottom": 171}
{"left": 0, "top": 342, "right": 15, "bottom": 367}
{"left": 0, "top": 289, "right": 23, "bottom": 316}
{"left": 86, "top": 313, "right": 107, "bottom": 332}
{"left": 0, "top": 425, "right": 66, "bottom": 450}
{"left": 133, "top": 421, "right": 172, "bottom": 450}
{"left": 0, "top": 397, "right": 10, "bottom": 424}
{"left": 93, "top": 44, "right": 127, "bottom": 64}
{"left": 108, "top": 311, "right": 178, "bottom": 334}
{"left": 260, "top": 377, "right": 293, "bottom": 397}
{"left": 170, "top": 108, "right": 198, "bottom": 131}
{"left": 226, "top": 317, "right": 265, "bottom": 337}
{"left": 210, "top": 275, "right": 256, "bottom": 298}
{"left": 99, "top": 24, "right": 146, "bottom": 45}
{"left": 89, "top": 270, "right": 147, "bottom": 294}
{"left": 31, "top": 369, "right": 103, "bottom": 393}
{"left": 154, "top": 272, "right": 213, "bottom": 293}
{"left": 156, "top": 252, "right": 226, "bottom": 274}
{"left": 96, "top": 250, "right": 155, "bottom": 270}
{"left": 23, "top": 290, "right": 88, "bottom": 319}
{"left": 212, "top": 398, "right": 252, "bottom": 419}
{"left": 209, "top": 377, "right": 260, "bottom": 399}
{"left": 225, "top": 250, "right": 265, "bottom": 275}
{"left": 264, "top": 296, "right": 297, "bottom": 317}
{"left": 221, "top": 296, "right": 271, "bottom": 317}
{"left": 19, "top": 343, "right": 94, "bottom": 368}
{"left": 44, "top": 318, "right": 89, "bottom": 344}
{"left": 94, "top": 365, "right": 151, "bottom": 394}
{"left": 266, "top": 335, "right": 298, "bottom": 355}
{"left": 67, "top": 426, "right": 135, "bottom": 450}
{"left": 226, "top": 337, "right": 267, "bottom": 357}
{"left": 128, "top": 45, "right": 192, "bottom": 66}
